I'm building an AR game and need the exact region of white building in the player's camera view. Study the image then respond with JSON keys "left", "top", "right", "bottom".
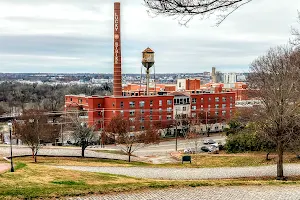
{"left": 223, "top": 73, "right": 237, "bottom": 88}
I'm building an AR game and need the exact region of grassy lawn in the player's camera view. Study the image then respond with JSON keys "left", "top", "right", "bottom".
{"left": 2, "top": 158, "right": 300, "bottom": 199}
{"left": 166, "top": 152, "right": 300, "bottom": 168}
{"left": 13, "top": 152, "right": 300, "bottom": 169}
{"left": 91, "top": 149, "right": 128, "bottom": 156}
{"left": 14, "top": 156, "right": 149, "bottom": 167}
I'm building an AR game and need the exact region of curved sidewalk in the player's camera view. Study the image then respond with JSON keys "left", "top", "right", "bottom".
{"left": 56, "top": 164, "right": 300, "bottom": 180}
{"left": 0, "top": 163, "right": 9, "bottom": 173}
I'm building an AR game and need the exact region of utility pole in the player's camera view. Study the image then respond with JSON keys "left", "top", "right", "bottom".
{"left": 175, "top": 110, "right": 178, "bottom": 151}
{"left": 8, "top": 121, "right": 14, "bottom": 172}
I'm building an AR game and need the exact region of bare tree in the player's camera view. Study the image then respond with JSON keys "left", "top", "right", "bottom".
{"left": 249, "top": 46, "right": 300, "bottom": 180}
{"left": 144, "top": 0, "right": 253, "bottom": 25}
{"left": 106, "top": 115, "right": 160, "bottom": 162}
{"left": 69, "top": 117, "right": 95, "bottom": 157}
{"left": 291, "top": 11, "right": 300, "bottom": 47}
{"left": 15, "top": 109, "right": 59, "bottom": 162}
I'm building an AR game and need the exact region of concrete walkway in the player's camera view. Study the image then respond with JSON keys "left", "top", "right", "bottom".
{"left": 55, "top": 164, "right": 300, "bottom": 180}
{"left": 69, "top": 186, "right": 300, "bottom": 200}
{"left": 0, "top": 163, "right": 9, "bottom": 173}
{"left": 0, "top": 146, "right": 144, "bottom": 162}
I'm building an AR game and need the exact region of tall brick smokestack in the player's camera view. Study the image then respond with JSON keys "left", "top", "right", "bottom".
{"left": 113, "top": 2, "right": 122, "bottom": 96}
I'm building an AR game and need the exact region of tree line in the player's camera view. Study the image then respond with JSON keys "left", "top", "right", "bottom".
{"left": 0, "top": 82, "right": 112, "bottom": 114}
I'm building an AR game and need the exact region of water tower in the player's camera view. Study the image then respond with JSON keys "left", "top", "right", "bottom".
{"left": 142, "top": 47, "right": 155, "bottom": 96}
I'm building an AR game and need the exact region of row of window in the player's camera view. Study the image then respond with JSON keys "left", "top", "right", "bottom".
{"left": 191, "top": 110, "right": 233, "bottom": 117}
{"left": 192, "top": 96, "right": 234, "bottom": 104}
{"left": 191, "top": 104, "right": 233, "bottom": 110}
{"left": 129, "top": 115, "right": 172, "bottom": 122}
{"left": 129, "top": 107, "right": 173, "bottom": 116}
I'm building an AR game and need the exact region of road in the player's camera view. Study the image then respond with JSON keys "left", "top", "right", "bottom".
{"left": 0, "top": 134, "right": 225, "bottom": 164}
{"left": 69, "top": 186, "right": 300, "bottom": 200}
{"left": 55, "top": 164, "right": 300, "bottom": 180}
{"left": 103, "top": 134, "right": 225, "bottom": 156}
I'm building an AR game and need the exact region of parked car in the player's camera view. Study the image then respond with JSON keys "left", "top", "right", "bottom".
{"left": 184, "top": 147, "right": 196, "bottom": 154}
{"left": 203, "top": 139, "right": 216, "bottom": 144}
{"left": 200, "top": 146, "right": 210, "bottom": 152}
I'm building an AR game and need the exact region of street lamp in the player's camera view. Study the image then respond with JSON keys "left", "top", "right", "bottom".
{"left": 8, "top": 121, "right": 14, "bottom": 172}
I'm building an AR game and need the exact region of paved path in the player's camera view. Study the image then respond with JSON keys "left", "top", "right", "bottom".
{"left": 69, "top": 186, "right": 300, "bottom": 200}
{"left": 0, "top": 146, "right": 143, "bottom": 162}
{"left": 0, "top": 163, "right": 9, "bottom": 173}
{"left": 55, "top": 164, "right": 300, "bottom": 180}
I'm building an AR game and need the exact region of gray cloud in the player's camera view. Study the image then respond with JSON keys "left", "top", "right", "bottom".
{"left": 0, "top": 0, "right": 299, "bottom": 73}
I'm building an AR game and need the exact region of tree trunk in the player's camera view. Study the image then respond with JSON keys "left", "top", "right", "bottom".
{"left": 128, "top": 154, "right": 131, "bottom": 162}
{"left": 34, "top": 149, "right": 37, "bottom": 163}
{"left": 276, "top": 141, "right": 284, "bottom": 180}
{"left": 266, "top": 152, "right": 270, "bottom": 161}
{"left": 82, "top": 145, "right": 85, "bottom": 157}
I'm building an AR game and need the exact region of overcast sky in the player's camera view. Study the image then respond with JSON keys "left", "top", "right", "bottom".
{"left": 0, "top": 0, "right": 299, "bottom": 74}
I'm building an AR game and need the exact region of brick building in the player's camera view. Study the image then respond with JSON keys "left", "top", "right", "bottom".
{"left": 65, "top": 92, "right": 235, "bottom": 133}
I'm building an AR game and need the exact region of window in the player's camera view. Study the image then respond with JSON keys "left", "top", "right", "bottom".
{"left": 78, "top": 99, "right": 82, "bottom": 104}
{"left": 222, "top": 104, "right": 226, "bottom": 108}
{"left": 159, "top": 100, "right": 162, "bottom": 106}
{"left": 208, "top": 97, "right": 211, "bottom": 101}
{"left": 98, "top": 111, "right": 101, "bottom": 116}
{"left": 140, "top": 126, "right": 145, "bottom": 130}
{"left": 112, "top": 103, "right": 115, "bottom": 107}
{"left": 150, "top": 116, "right": 153, "bottom": 120}
{"left": 179, "top": 82, "right": 182, "bottom": 87}
{"left": 120, "top": 102, "right": 124, "bottom": 108}
{"left": 167, "top": 107, "right": 172, "bottom": 113}
{"left": 70, "top": 98, "right": 73, "bottom": 102}
{"left": 180, "top": 99, "right": 183, "bottom": 104}
{"left": 130, "top": 126, "right": 135, "bottom": 132}
{"left": 183, "top": 107, "right": 186, "bottom": 111}
{"left": 129, "top": 118, "right": 135, "bottom": 122}
{"left": 222, "top": 97, "right": 226, "bottom": 102}
{"left": 230, "top": 96, "right": 233, "bottom": 102}
{"left": 215, "top": 111, "right": 219, "bottom": 116}
{"left": 140, "top": 109, "right": 145, "bottom": 114}
{"left": 222, "top": 110, "right": 226, "bottom": 116}
{"left": 230, "top": 103, "right": 233, "bottom": 108}
{"left": 150, "top": 100, "right": 153, "bottom": 106}
{"left": 192, "top": 98, "right": 196, "bottom": 103}
{"left": 215, "top": 104, "right": 219, "bottom": 109}
{"left": 167, "top": 100, "right": 172, "bottom": 105}
{"left": 120, "top": 110, "right": 124, "bottom": 116}
{"left": 167, "top": 115, "right": 172, "bottom": 120}
{"left": 159, "top": 115, "right": 162, "bottom": 120}
{"left": 150, "top": 108, "right": 153, "bottom": 114}
{"left": 192, "top": 106, "right": 196, "bottom": 110}
{"left": 129, "top": 101, "right": 135, "bottom": 108}
{"left": 159, "top": 108, "right": 162, "bottom": 114}
{"left": 129, "top": 110, "right": 135, "bottom": 116}
{"left": 98, "top": 104, "right": 101, "bottom": 108}
{"left": 215, "top": 97, "right": 219, "bottom": 102}
{"left": 208, "top": 105, "right": 211, "bottom": 109}
{"left": 187, "top": 98, "right": 190, "bottom": 104}
{"left": 201, "top": 98, "right": 204, "bottom": 102}
{"left": 140, "top": 117, "right": 145, "bottom": 122}
{"left": 192, "top": 113, "right": 196, "bottom": 118}
{"left": 139, "top": 101, "right": 145, "bottom": 107}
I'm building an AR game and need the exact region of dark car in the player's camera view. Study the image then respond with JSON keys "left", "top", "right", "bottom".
{"left": 201, "top": 146, "right": 210, "bottom": 152}
{"left": 203, "top": 139, "right": 216, "bottom": 144}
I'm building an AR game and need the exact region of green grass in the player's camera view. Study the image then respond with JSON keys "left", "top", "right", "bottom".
{"left": 51, "top": 180, "right": 86, "bottom": 185}
{"left": 92, "top": 149, "right": 128, "bottom": 155}
{"left": 2, "top": 157, "right": 300, "bottom": 199}
{"left": 14, "top": 162, "right": 27, "bottom": 171}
